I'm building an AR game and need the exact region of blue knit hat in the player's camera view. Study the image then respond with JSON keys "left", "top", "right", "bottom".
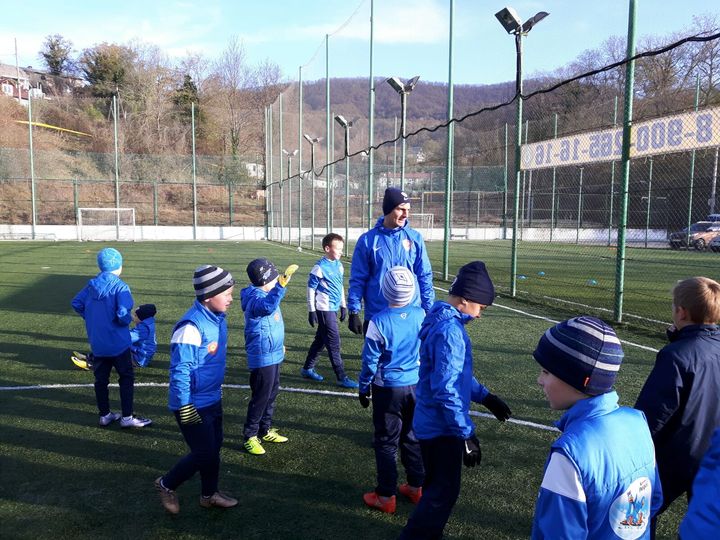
{"left": 246, "top": 258, "right": 279, "bottom": 286}
{"left": 449, "top": 261, "right": 495, "bottom": 306}
{"left": 97, "top": 247, "right": 123, "bottom": 272}
{"left": 382, "top": 187, "right": 410, "bottom": 215}
{"left": 382, "top": 266, "right": 416, "bottom": 306}
{"left": 533, "top": 316, "right": 624, "bottom": 396}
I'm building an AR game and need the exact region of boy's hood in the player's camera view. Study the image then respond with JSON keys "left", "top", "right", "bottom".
{"left": 88, "top": 272, "right": 123, "bottom": 300}
{"left": 419, "top": 301, "right": 460, "bottom": 340}
{"left": 240, "top": 284, "right": 263, "bottom": 310}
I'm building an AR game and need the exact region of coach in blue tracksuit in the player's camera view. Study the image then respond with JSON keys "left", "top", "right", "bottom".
{"left": 347, "top": 187, "right": 434, "bottom": 335}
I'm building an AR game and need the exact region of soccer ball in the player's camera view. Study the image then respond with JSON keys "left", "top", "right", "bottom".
{"left": 297, "top": 246, "right": 303, "bottom": 252}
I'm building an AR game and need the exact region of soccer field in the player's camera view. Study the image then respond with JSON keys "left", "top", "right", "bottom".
{"left": 0, "top": 241, "right": 685, "bottom": 539}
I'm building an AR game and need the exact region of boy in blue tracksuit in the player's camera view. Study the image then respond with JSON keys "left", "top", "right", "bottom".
{"left": 531, "top": 316, "right": 663, "bottom": 539}
{"left": 634, "top": 276, "right": 720, "bottom": 537}
{"left": 679, "top": 427, "right": 720, "bottom": 539}
{"left": 71, "top": 303, "right": 157, "bottom": 370}
{"left": 241, "top": 258, "right": 297, "bottom": 456}
{"left": 359, "top": 266, "right": 425, "bottom": 514}
{"left": 155, "top": 265, "right": 238, "bottom": 514}
{"left": 302, "top": 233, "right": 358, "bottom": 388}
{"left": 347, "top": 187, "right": 434, "bottom": 335}
{"left": 71, "top": 247, "right": 151, "bottom": 428}
{"left": 400, "top": 261, "right": 512, "bottom": 539}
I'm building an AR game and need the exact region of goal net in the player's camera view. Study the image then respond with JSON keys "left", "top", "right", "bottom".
{"left": 412, "top": 213, "right": 434, "bottom": 241}
{"left": 77, "top": 208, "right": 136, "bottom": 242}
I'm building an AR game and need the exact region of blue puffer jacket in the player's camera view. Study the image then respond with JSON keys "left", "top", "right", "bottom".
{"left": 359, "top": 304, "right": 425, "bottom": 393}
{"left": 412, "top": 301, "right": 489, "bottom": 440}
{"left": 532, "top": 392, "right": 663, "bottom": 540}
{"left": 680, "top": 428, "right": 720, "bottom": 540}
{"left": 71, "top": 272, "right": 133, "bottom": 356}
{"left": 635, "top": 324, "right": 720, "bottom": 491}
{"left": 130, "top": 317, "right": 157, "bottom": 367}
{"left": 241, "top": 282, "right": 287, "bottom": 369}
{"left": 348, "top": 217, "right": 434, "bottom": 321}
{"left": 168, "top": 300, "right": 228, "bottom": 410}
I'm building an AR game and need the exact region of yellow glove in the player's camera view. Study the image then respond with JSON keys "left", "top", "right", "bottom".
{"left": 278, "top": 264, "right": 299, "bottom": 288}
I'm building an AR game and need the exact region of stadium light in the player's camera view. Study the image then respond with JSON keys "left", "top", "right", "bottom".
{"left": 386, "top": 75, "right": 420, "bottom": 191}
{"left": 335, "top": 114, "right": 356, "bottom": 243}
{"left": 495, "top": 6, "right": 548, "bottom": 297}
{"left": 303, "top": 134, "right": 322, "bottom": 249}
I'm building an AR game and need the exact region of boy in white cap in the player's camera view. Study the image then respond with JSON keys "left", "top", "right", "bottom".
{"left": 531, "top": 316, "right": 662, "bottom": 539}
{"left": 400, "top": 261, "right": 511, "bottom": 539}
{"left": 155, "top": 264, "right": 237, "bottom": 514}
{"left": 359, "top": 266, "right": 426, "bottom": 514}
{"left": 71, "top": 247, "right": 151, "bottom": 428}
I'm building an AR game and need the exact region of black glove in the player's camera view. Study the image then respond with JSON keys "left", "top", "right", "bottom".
{"left": 178, "top": 403, "right": 202, "bottom": 425}
{"left": 358, "top": 388, "right": 371, "bottom": 408}
{"left": 348, "top": 312, "right": 363, "bottom": 335}
{"left": 339, "top": 307, "right": 347, "bottom": 322}
{"left": 463, "top": 434, "right": 482, "bottom": 467}
{"left": 308, "top": 311, "right": 318, "bottom": 327}
{"left": 482, "top": 393, "right": 512, "bottom": 421}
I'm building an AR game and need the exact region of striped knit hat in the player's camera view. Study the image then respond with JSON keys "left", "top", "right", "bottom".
{"left": 382, "top": 266, "right": 416, "bottom": 306}
{"left": 533, "top": 316, "right": 624, "bottom": 396}
{"left": 193, "top": 265, "right": 234, "bottom": 301}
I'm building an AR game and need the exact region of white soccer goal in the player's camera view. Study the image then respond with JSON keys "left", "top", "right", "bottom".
{"left": 413, "top": 213, "right": 434, "bottom": 241}
{"left": 77, "top": 208, "right": 136, "bottom": 242}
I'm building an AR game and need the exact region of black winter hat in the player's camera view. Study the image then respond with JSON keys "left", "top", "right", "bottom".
{"left": 449, "top": 261, "right": 495, "bottom": 306}
{"left": 382, "top": 187, "right": 410, "bottom": 215}
{"left": 246, "top": 258, "right": 279, "bottom": 286}
{"left": 193, "top": 265, "right": 234, "bottom": 301}
{"left": 135, "top": 304, "right": 157, "bottom": 320}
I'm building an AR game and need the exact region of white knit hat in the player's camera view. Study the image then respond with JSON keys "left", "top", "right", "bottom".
{"left": 382, "top": 266, "right": 415, "bottom": 306}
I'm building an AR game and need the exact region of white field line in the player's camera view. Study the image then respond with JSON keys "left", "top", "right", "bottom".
{"left": 0, "top": 381, "right": 558, "bottom": 432}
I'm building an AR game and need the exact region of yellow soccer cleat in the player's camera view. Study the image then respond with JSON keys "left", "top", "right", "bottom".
{"left": 261, "top": 428, "right": 289, "bottom": 443}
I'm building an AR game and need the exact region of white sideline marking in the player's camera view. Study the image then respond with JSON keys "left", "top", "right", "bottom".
{"left": 0, "top": 381, "right": 559, "bottom": 432}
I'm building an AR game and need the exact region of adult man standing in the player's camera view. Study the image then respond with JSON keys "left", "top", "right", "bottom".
{"left": 347, "top": 187, "right": 434, "bottom": 335}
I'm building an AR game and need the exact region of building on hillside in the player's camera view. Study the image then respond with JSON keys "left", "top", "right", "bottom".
{"left": 23, "top": 66, "right": 85, "bottom": 97}
{"left": 0, "top": 63, "right": 32, "bottom": 102}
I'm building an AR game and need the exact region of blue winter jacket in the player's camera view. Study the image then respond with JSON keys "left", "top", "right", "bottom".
{"left": 71, "top": 272, "right": 133, "bottom": 356}
{"left": 307, "top": 257, "right": 345, "bottom": 312}
{"left": 241, "top": 282, "right": 286, "bottom": 369}
{"left": 532, "top": 392, "right": 663, "bottom": 540}
{"left": 635, "top": 324, "right": 720, "bottom": 492}
{"left": 679, "top": 428, "right": 720, "bottom": 540}
{"left": 168, "top": 300, "right": 228, "bottom": 410}
{"left": 412, "top": 301, "right": 489, "bottom": 440}
{"left": 130, "top": 317, "right": 157, "bottom": 367}
{"left": 348, "top": 217, "right": 434, "bottom": 321}
{"left": 359, "top": 305, "right": 425, "bottom": 393}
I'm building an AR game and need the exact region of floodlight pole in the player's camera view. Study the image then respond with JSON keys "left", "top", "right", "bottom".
{"left": 305, "top": 134, "right": 321, "bottom": 250}
{"left": 284, "top": 149, "right": 297, "bottom": 244}
{"left": 400, "top": 91, "right": 408, "bottom": 191}
{"left": 335, "top": 115, "right": 352, "bottom": 244}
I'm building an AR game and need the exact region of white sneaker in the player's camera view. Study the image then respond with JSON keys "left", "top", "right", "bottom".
{"left": 120, "top": 415, "right": 152, "bottom": 428}
{"left": 99, "top": 412, "right": 121, "bottom": 426}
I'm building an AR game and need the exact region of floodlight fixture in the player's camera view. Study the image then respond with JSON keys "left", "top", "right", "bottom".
{"left": 334, "top": 114, "right": 350, "bottom": 128}
{"left": 495, "top": 7, "right": 522, "bottom": 33}
{"left": 385, "top": 76, "right": 420, "bottom": 190}
{"left": 282, "top": 149, "right": 298, "bottom": 157}
{"left": 386, "top": 75, "right": 420, "bottom": 95}
{"left": 522, "top": 11, "right": 549, "bottom": 33}
{"left": 303, "top": 133, "right": 322, "bottom": 144}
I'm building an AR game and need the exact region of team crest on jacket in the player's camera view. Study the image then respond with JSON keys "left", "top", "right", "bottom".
{"left": 207, "top": 342, "right": 218, "bottom": 355}
{"left": 402, "top": 239, "right": 411, "bottom": 251}
{"left": 274, "top": 312, "right": 280, "bottom": 322}
{"left": 608, "top": 477, "right": 652, "bottom": 539}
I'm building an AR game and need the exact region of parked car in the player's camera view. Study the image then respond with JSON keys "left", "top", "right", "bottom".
{"left": 709, "top": 234, "right": 720, "bottom": 252}
{"left": 668, "top": 221, "right": 720, "bottom": 250}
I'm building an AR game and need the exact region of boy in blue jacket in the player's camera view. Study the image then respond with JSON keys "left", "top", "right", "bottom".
{"left": 531, "top": 316, "right": 663, "bottom": 539}
{"left": 302, "top": 233, "right": 358, "bottom": 388}
{"left": 71, "top": 247, "right": 151, "bottom": 428}
{"left": 399, "top": 261, "right": 512, "bottom": 539}
{"left": 155, "top": 265, "right": 237, "bottom": 514}
{"left": 679, "top": 427, "right": 720, "bottom": 539}
{"left": 71, "top": 303, "right": 157, "bottom": 369}
{"left": 635, "top": 276, "right": 720, "bottom": 537}
{"left": 359, "top": 266, "right": 425, "bottom": 514}
{"left": 241, "top": 258, "right": 297, "bottom": 456}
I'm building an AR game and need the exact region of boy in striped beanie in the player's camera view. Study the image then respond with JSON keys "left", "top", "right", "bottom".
{"left": 531, "top": 316, "right": 663, "bottom": 539}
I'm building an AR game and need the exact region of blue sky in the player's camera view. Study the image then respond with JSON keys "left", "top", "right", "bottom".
{"left": 0, "top": 0, "right": 716, "bottom": 85}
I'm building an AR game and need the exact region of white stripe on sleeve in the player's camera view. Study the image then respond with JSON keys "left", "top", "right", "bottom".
{"left": 540, "top": 452, "right": 586, "bottom": 502}
{"left": 365, "top": 320, "right": 385, "bottom": 346}
{"left": 171, "top": 323, "right": 202, "bottom": 346}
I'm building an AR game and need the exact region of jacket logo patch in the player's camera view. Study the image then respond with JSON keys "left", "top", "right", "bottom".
{"left": 608, "top": 477, "right": 652, "bottom": 539}
{"left": 274, "top": 312, "right": 280, "bottom": 322}
{"left": 400, "top": 312, "right": 408, "bottom": 319}
{"left": 207, "top": 342, "right": 218, "bottom": 355}
{"left": 403, "top": 239, "right": 411, "bottom": 251}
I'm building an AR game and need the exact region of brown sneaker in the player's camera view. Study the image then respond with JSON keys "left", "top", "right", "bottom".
{"left": 200, "top": 491, "right": 238, "bottom": 509}
{"left": 154, "top": 477, "right": 179, "bottom": 514}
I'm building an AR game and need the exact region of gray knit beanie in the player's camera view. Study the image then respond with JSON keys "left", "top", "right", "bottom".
{"left": 382, "top": 266, "right": 416, "bottom": 306}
